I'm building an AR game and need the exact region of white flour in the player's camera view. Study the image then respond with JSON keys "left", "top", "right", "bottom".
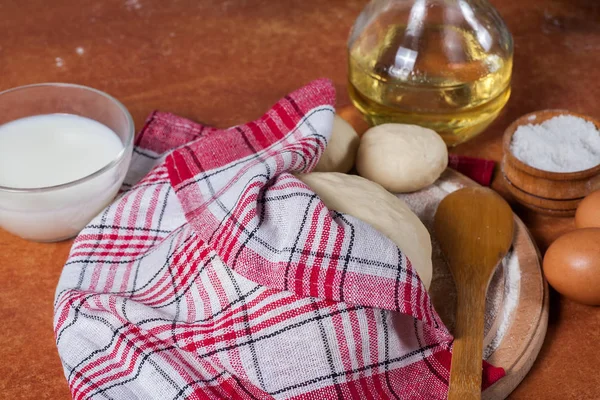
{"left": 511, "top": 115, "right": 600, "bottom": 172}
{"left": 125, "top": 0, "right": 142, "bottom": 11}
{"left": 483, "top": 251, "right": 521, "bottom": 359}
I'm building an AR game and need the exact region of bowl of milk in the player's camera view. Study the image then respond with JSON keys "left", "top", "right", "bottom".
{"left": 0, "top": 83, "right": 134, "bottom": 242}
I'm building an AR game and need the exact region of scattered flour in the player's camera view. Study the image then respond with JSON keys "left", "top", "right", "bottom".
{"left": 75, "top": 47, "right": 85, "bottom": 55}
{"left": 125, "top": 0, "right": 142, "bottom": 11}
{"left": 437, "top": 179, "right": 462, "bottom": 194}
{"left": 483, "top": 251, "right": 521, "bottom": 359}
{"left": 511, "top": 115, "right": 600, "bottom": 172}
{"left": 55, "top": 57, "right": 64, "bottom": 68}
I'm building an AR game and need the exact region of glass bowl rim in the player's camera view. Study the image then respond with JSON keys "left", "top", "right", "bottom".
{"left": 0, "top": 82, "right": 135, "bottom": 193}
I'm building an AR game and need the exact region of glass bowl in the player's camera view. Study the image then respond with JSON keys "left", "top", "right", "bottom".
{"left": 0, "top": 83, "right": 134, "bottom": 242}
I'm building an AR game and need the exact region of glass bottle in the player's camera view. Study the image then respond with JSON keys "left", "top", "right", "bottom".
{"left": 348, "top": 0, "right": 513, "bottom": 146}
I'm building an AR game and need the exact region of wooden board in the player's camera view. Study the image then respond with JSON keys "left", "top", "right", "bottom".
{"left": 397, "top": 169, "right": 549, "bottom": 400}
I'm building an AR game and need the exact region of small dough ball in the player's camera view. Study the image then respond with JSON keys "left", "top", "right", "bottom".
{"left": 314, "top": 115, "right": 360, "bottom": 173}
{"left": 296, "top": 172, "right": 433, "bottom": 289}
{"left": 356, "top": 124, "right": 448, "bottom": 193}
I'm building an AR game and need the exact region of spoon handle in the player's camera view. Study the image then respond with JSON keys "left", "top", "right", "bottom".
{"left": 448, "top": 286, "right": 487, "bottom": 400}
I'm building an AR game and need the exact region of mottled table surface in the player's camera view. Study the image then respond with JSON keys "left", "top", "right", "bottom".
{"left": 1, "top": 0, "right": 599, "bottom": 398}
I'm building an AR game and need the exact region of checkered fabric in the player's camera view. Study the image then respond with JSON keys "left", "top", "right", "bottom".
{"left": 447, "top": 154, "right": 495, "bottom": 187}
{"left": 54, "top": 79, "right": 504, "bottom": 399}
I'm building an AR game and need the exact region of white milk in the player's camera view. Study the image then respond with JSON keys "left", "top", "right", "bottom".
{"left": 0, "top": 114, "right": 130, "bottom": 242}
{"left": 0, "top": 114, "right": 123, "bottom": 188}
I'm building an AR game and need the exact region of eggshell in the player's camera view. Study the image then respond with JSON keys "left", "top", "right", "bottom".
{"left": 575, "top": 190, "right": 600, "bottom": 228}
{"left": 543, "top": 228, "right": 600, "bottom": 305}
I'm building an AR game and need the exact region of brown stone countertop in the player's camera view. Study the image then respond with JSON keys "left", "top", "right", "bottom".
{"left": 1, "top": 0, "right": 599, "bottom": 398}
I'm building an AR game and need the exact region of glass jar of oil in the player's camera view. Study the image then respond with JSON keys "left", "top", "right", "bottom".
{"left": 348, "top": 0, "right": 513, "bottom": 146}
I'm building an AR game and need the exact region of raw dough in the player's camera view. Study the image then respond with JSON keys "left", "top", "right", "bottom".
{"left": 296, "top": 172, "right": 433, "bottom": 289}
{"left": 356, "top": 124, "right": 448, "bottom": 193}
{"left": 314, "top": 115, "right": 360, "bottom": 173}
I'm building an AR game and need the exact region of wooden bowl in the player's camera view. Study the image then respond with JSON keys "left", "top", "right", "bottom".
{"left": 502, "top": 110, "right": 600, "bottom": 200}
{"left": 501, "top": 172, "right": 581, "bottom": 216}
{"left": 516, "top": 202, "right": 577, "bottom": 218}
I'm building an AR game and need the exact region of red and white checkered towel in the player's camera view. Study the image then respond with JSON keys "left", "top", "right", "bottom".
{"left": 54, "top": 79, "right": 504, "bottom": 399}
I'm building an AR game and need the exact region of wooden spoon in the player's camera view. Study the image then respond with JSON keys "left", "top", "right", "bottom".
{"left": 434, "top": 187, "right": 514, "bottom": 400}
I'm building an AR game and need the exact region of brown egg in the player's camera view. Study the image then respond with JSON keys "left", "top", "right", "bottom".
{"left": 575, "top": 190, "right": 600, "bottom": 228}
{"left": 543, "top": 228, "right": 600, "bottom": 305}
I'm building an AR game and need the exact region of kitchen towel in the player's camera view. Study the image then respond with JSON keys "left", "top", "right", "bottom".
{"left": 447, "top": 154, "right": 495, "bottom": 187}
{"left": 54, "top": 79, "right": 504, "bottom": 400}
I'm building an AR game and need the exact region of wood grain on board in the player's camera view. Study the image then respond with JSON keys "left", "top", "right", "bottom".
{"left": 401, "top": 170, "right": 548, "bottom": 400}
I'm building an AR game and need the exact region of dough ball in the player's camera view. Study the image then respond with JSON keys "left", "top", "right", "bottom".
{"left": 356, "top": 124, "right": 448, "bottom": 193}
{"left": 296, "top": 172, "right": 433, "bottom": 290}
{"left": 314, "top": 115, "right": 360, "bottom": 173}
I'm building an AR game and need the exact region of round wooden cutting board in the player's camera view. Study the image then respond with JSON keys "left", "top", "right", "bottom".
{"left": 397, "top": 168, "right": 549, "bottom": 400}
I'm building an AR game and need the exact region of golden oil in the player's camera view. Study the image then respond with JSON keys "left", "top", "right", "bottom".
{"left": 348, "top": 24, "right": 512, "bottom": 146}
